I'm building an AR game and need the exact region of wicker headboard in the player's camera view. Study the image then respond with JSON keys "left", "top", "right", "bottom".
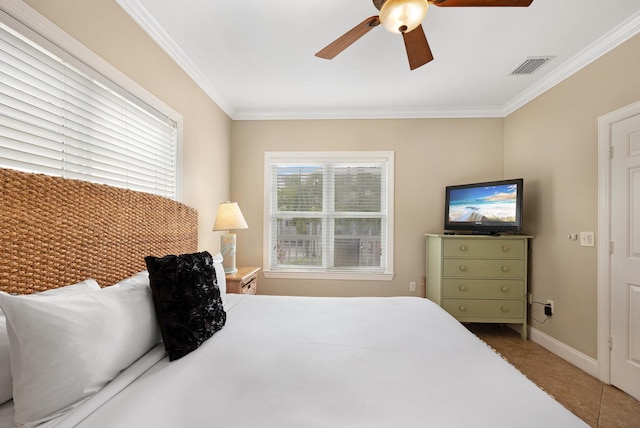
{"left": 0, "top": 168, "right": 198, "bottom": 294}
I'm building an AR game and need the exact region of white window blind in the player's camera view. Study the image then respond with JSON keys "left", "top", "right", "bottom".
{"left": 0, "top": 17, "right": 178, "bottom": 199}
{"left": 264, "top": 152, "right": 394, "bottom": 280}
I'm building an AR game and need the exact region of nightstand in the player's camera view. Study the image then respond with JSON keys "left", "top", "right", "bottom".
{"left": 225, "top": 266, "right": 260, "bottom": 294}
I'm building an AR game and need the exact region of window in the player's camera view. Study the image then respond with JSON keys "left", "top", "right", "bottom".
{"left": 0, "top": 9, "right": 181, "bottom": 199}
{"left": 264, "top": 152, "right": 394, "bottom": 280}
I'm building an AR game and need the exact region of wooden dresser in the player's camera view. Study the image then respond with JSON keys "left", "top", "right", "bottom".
{"left": 425, "top": 234, "right": 531, "bottom": 339}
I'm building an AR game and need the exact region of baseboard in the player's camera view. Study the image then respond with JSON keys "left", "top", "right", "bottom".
{"left": 528, "top": 326, "right": 600, "bottom": 379}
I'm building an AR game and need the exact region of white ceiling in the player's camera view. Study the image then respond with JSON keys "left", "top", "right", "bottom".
{"left": 117, "top": 0, "right": 640, "bottom": 120}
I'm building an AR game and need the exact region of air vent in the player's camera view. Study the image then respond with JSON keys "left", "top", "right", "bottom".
{"left": 509, "top": 56, "right": 554, "bottom": 75}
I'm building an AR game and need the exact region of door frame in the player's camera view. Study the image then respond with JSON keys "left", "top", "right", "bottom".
{"left": 597, "top": 100, "right": 640, "bottom": 383}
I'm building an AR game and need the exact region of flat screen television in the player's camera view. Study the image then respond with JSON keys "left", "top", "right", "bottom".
{"left": 444, "top": 178, "right": 524, "bottom": 234}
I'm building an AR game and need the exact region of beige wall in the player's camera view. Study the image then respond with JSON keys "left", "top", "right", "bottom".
{"left": 23, "top": 0, "right": 232, "bottom": 253}
{"left": 231, "top": 119, "right": 504, "bottom": 296}
{"left": 504, "top": 34, "right": 640, "bottom": 357}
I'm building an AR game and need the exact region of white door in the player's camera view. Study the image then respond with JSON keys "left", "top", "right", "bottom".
{"left": 610, "top": 112, "right": 640, "bottom": 400}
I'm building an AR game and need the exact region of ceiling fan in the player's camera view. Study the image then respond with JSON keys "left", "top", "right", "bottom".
{"left": 315, "top": 0, "right": 534, "bottom": 70}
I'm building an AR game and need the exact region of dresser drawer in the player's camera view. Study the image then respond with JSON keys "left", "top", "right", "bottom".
{"left": 442, "top": 279, "right": 524, "bottom": 299}
{"left": 443, "top": 239, "right": 525, "bottom": 259}
{"left": 241, "top": 275, "right": 257, "bottom": 294}
{"left": 442, "top": 299, "right": 524, "bottom": 319}
{"left": 442, "top": 259, "right": 525, "bottom": 278}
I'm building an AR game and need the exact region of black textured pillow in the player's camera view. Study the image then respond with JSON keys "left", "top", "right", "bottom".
{"left": 144, "top": 251, "right": 226, "bottom": 361}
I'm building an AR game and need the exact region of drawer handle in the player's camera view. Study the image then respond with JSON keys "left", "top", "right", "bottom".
{"left": 459, "top": 245, "right": 467, "bottom": 252}
{"left": 501, "top": 286, "right": 510, "bottom": 293}
{"left": 501, "top": 265, "right": 510, "bottom": 273}
{"left": 502, "top": 245, "right": 510, "bottom": 252}
{"left": 458, "top": 284, "right": 467, "bottom": 292}
{"left": 459, "top": 265, "right": 468, "bottom": 272}
{"left": 458, "top": 305, "right": 467, "bottom": 312}
{"left": 501, "top": 306, "right": 510, "bottom": 313}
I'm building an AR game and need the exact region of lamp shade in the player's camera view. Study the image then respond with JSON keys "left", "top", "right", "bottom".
{"left": 379, "top": 0, "right": 428, "bottom": 34}
{"left": 212, "top": 202, "right": 248, "bottom": 231}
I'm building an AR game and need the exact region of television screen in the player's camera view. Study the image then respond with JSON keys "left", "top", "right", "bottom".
{"left": 444, "top": 178, "right": 523, "bottom": 234}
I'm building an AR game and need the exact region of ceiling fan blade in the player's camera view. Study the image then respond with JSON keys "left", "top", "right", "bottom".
{"left": 315, "top": 16, "right": 380, "bottom": 60}
{"left": 402, "top": 24, "right": 433, "bottom": 70}
{"left": 430, "top": 0, "right": 533, "bottom": 6}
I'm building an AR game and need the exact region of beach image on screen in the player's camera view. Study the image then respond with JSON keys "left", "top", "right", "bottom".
{"left": 449, "top": 184, "right": 517, "bottom": 223}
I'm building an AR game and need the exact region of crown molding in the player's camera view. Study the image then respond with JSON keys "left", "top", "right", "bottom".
{"left": 116, "top": 0, "right": 640, "bottom": 120}
{"left": 232, "top": 106, "right": 505, "bottom": 121}
{"left": 8, "top": 0, "right": 639, "bottom": 121}
{"left": 116, "top": 0, "right": 235, "bottom": 118}
{"left": 502, "top": 10, "right": 640, "bottom": 116}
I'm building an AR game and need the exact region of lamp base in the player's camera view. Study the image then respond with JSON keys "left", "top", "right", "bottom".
{"left": 220, "top": 232, "right": 237, "bottom": 274}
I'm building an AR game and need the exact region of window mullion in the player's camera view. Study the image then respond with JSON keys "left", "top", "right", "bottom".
{"left": 324, "top": 164, "right": 335, "bottom": 269}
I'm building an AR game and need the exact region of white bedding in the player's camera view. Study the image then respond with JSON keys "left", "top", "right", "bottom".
{"left": 39, "top": 294, "right": 586, "bottom": 428}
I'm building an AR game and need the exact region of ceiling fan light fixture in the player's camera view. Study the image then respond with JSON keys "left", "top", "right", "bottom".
{"left": 379, "top": 0, "right": 429, "bottom": 34}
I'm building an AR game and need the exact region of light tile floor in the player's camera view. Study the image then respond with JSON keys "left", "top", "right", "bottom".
{"left": 466, "top": 324, "right": 640, "bottom": 428}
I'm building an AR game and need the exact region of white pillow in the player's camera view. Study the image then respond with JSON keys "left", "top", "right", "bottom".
{"left": 111, "top": 262, "right": 224, "bottom": 303}
{"left": 112, "top": 270, "right": 149, "bottom": 289}
{"left": 212, "top": 252, "right": 226, "bottom": 307}
{"left": 0, "top": 279, "right": 100, "bottom": 405}
{"left": 0, "top": 282, "right": 159, "bottom": 427}
{"left": 33, "top": 279, "right": 101, "bottom": 296}
{"left": 0, "top": 316, "right": 10, "bottom": 406}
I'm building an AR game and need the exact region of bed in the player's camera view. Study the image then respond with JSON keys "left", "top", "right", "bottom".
{"left": 0, "top": 168, "right": 588, "bottom": 428}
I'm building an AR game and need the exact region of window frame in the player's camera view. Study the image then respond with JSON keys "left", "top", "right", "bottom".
{"left": 0, "top": 2, "right": 183, "bottom": 200}
{"left": 263, "top": 151, "right": 395, "bottom": 281}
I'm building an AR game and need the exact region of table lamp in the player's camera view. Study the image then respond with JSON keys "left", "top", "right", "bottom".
{"left": 212, "top": 202, "right": 248, "bottom": 274}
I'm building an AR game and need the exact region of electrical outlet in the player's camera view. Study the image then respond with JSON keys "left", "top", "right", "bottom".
{"left": 580, "top": 231, "right": 595, "bottom": 247}
{"left": 545, "top": 299, "right": 554, "bottom": 316}
{"left": 409, "top": 282, "right": 416, "bottom": 292}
